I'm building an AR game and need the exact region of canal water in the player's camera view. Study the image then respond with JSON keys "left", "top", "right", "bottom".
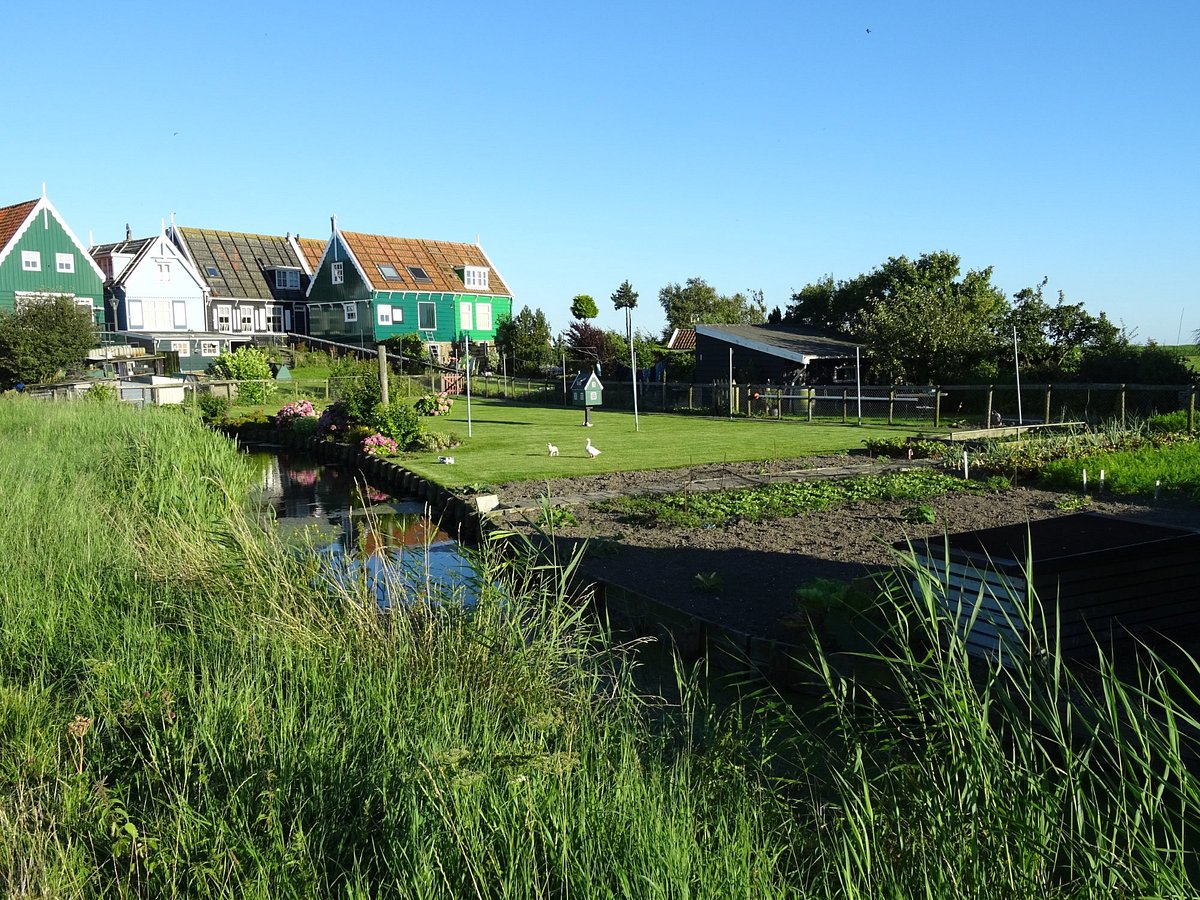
{"left": 246, "top": 450, "right": 480, "bottom": 608}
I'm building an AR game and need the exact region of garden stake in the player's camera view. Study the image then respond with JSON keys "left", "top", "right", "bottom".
{"left": 1082, "top": 469, "right": 1088, "bottom": 492}
{"left": 1099, "top": 469, "right": 1105, "bottom": 492}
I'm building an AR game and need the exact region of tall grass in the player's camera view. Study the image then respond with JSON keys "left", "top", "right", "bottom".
{"left": 0, "top": 398, "right": 798, "bottom": 897}
{"left": 3, "top": 397, "right": 1196, "bottom": 897}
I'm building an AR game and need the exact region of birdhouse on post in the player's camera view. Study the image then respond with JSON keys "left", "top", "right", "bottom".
{"left": 570, "top": 369, "right": 604, "bottom": 426}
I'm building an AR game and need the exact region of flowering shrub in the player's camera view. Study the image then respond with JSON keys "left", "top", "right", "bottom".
{"left": 275, "top": 399, "right": 317, "bottom": 426}
{"left": 317, "top": 401, "right": 350, "bottom": 438}
{"left": 369, "top": 401, "right": 423, "bottom": 449}
{"left": 361, "top": 433, "right": 399, "bottom": 458}
{"left": 415, "top": 391, "right": 454, "bottom": 417}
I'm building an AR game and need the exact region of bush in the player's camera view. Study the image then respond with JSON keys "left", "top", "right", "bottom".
{"left": 369, "top": 401, "right": 423, "bottom": 450}
{"left": 329, "top": 357, "right": 380, "bottom": 421}
{"left": 209, "top": 347, "right": 275, "bottom": 404}
{"left": 361, "top": 433, "right": 399, "bottom": 457}
{"left": 414, "top": 391, "right": 454, "bottom": 417}
{"left": 82, "top": 382, "right": 118, "bottom": 403}
{"left": 196, "top": 392, "right": 230, "bottom": 423}
{"left": 410, "top": 430, "right": 458, "bottom": 452}
{"left": 316, "top": 401, "right": 350, "bottom": 438}
{"left": 275, "top": 399, "right": 317, "bottom": 427}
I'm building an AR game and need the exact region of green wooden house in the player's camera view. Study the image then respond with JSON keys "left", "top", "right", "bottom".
{"left": 304, "top": 219, "right": 513, "bottom": 365}
{"left": 0, "top": 192, "right": 106, "bottom": 324}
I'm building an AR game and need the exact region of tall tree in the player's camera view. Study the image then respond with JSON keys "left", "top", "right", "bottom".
{"left": 657, "top": 278, "right": 767, "bottom": 336}
{"left": 566, "top": 320, "right": 623, "bottom": 372}
{"left": 569, "top": 294, "right": 599, "bottom": 321}
{"left": 494, "top": 306, "right": 553, "bottom": 375}
{"left": 1004, "top": 278, "right": 1123, "bottom": 379}
{"left": 0, "top": 295, "right": 96, "bottom": 387}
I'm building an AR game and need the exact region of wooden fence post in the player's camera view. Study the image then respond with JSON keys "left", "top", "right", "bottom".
{"left": 986, "top": 386, "right": 994, "bottom": 428}
{"left": 888, "top": 388, "right": 895, "bottom": 425}
{"left": 842, "top": 389, "right": 848, "bottom": 424}
{"left": 1189, "top": 387, "right": 1196, "bottom": 433}
{"left": 1044, "top": 385, "right": 1052, "bottom": 425}
{"left": 1120, "top": 384, "right": 1127, "bottom": 429}
{"left": 934, "top": 387, "right": 941, "bottom": 428}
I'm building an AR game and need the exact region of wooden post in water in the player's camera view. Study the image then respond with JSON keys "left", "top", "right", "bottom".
{"left": 377, "top": 344, "right": 389, "bottom": 407}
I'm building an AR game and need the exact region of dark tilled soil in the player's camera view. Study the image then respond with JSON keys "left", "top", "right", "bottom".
{"left": 491, "top": 456, "right": 1200, "bottom": 645}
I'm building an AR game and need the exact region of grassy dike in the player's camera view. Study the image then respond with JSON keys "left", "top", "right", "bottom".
{"left": 3, "top": 397, "right": 1199, "bottom": 897}
{"left": 0, "top": 398, "right": 798, "bottom": 897}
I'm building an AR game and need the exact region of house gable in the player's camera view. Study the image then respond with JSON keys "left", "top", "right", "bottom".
{"left": 0, "top": 195, "right": 105, "bottom": 315}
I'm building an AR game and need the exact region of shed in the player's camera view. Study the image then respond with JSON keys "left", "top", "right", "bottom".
{"left": 904, "top": 513, "right": 1200, "bottom": 662}
{"left": 570, "top": 370, "right": 603, "bottom": 406}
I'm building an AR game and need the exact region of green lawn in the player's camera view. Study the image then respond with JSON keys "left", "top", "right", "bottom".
{"left": 399, "top": 397, "right": 916, "bottom": 486}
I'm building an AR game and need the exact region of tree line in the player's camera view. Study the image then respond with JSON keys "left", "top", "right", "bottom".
{"left": 493, "top": 252, "right": 1195, "bottom": 385}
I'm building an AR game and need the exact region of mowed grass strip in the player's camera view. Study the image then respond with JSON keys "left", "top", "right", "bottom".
{"left": 399, "top": 397, "right": 914, "bottom": 485}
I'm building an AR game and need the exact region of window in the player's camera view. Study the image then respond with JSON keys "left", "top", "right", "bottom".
{"left": 201, "top": 341, "right": 220, "bottom": 357}
{"left": 475, "top": 302, "right": 492, "bottom": 331}
{"left": 21, "top": 251, "right": 40, "bottom": 271}
{"left": 267, "top": 306, "right": 283, "bottom": 331}
{"left": 377, "top": 264, "right": 402, "bottom": 281}
{"left": 418, "top": 302, "right": 436, "bottom": 331}
{"left": 157, "top": 262, "right": 172, "bottom": 282}
{"left": 128, "top": 300, "right": 144, "bottom": 329}
{"left": 216, "top": 305, "right": 232, "bottom": 332}
{"left": 240, "top": 308, "right": 254, "bottom": 332}
{"left": 172, "top": 301, "right": 187, "bottom": 328}
{"left": 377, "top": 304, "right": 392, "bottom": 326}
{"left": 56, "top": 253, "right": 75, "bottom": 273}
{"left": 407, "top": 266, "right": 432, "bottom": 283}
{"left": 274, "top": 268, "right": 300, "bottom": 290}
{"left": 463, "top": 266, "right": 489, "bottom": 290}
{"left": 331, "top": 261, "right": 344, "bottom": 285}
{"left": 75, "top": 298, "right": 96, "bottom": 324}
{"left": 460, "top": 303, "right": 473, "bottom": 331}
{"left": 171, "top": 340, "right": 191, "bottom": 355}
{"left": 206, "top": 265, "right": 221, "bottom": 278}
{"left": 343, "top": 303, "right": 357, "bottom": 323}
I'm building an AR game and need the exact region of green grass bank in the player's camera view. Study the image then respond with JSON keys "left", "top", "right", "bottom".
{"left": 2, "top": 397, "right": 1198, "bottom": 897}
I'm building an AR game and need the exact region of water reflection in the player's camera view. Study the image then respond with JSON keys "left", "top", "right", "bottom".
{"left": 247, "top": 451, "right": 479, "bottom": 607}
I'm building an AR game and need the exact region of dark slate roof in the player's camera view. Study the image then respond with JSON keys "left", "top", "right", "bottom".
{"left": 175, "top": 227, "right": 309, "bottom": 302}
{"left": 694, "top": 324, "right": 860, "bottom": 363}
{"left": 89, "top": 237, "right": 154, "bottom": 286}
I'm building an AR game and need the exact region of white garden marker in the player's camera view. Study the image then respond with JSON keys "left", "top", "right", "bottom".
{"left": 962, "top": 450, "right": 969, "bottom": 480}
{"left": 1099, "top": 469, "right": 1105, "bottom": 492}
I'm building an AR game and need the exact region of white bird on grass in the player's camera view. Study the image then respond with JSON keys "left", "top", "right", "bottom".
{"left": 547, "top": 442, "right": 559, "bottom": 456}
{"left": 585, "top": 438, "right": 601, "bottom": 458}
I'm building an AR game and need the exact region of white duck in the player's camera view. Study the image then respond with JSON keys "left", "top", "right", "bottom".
{"left": 585, "top": 438, "right": 601, "bottom": 458}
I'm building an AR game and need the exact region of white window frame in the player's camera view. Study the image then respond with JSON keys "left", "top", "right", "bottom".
{"left": 377, "top": 304, "right": 392, "bottom": 326}
{"left": 331, "top": 261, "right": 344, "bottom": 285}
{"left": 274, "top": 269, "right": 300, "bottom": 290}
{"left": 343, "top": 302, "right": 357, "bottom": 323}
{"left": 128, "top": 300, "right": 144, "bottom": 329}
{"left": 172, "top": 301, "right": 187, "bottom": 328}
{"left": 75, "top": 298, "right": 95, "bottom": 324}
{"left": 240, "top": 308, "right": 255, "bottom": 332}
{"left": 460, "top": 303, "right": 473, "bottom": 331}
{"left": 216, "top": 305, "right": 232, "bottom": 332}
{"left": 464, "top": 265, "right": 489, "bottom": 290}
{"left": 170, "top": 340, "right": 191, "bottom": 355}
{"left": 201, "top": 341, "right": 220, "bottom": 357}
{"left": 56, "top": 253, "right": 75, "bottom": 273}
{"left": 475, "top": 302, "right": 492, "bottom": 331}
{"left": 157, "top": 262, "right": 172, "bottom": 283}
{"left": 267, "top": 306, "right": 283, "bottom": 332}
{"left": 21, "top": 250, "right": 41, "bottom": 271}
{"left": 418, "top": 301, "right": 436, "bottom": 331}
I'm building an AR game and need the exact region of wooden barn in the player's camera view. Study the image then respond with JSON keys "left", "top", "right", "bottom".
{"left": 693, "top": 324, "right": 859, "bottom": 384}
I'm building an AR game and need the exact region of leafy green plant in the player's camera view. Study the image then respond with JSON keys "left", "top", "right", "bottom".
{"left": 82, "top": 381, "right": 118, "bottom": 403}
{"left": 536, "top": 503, "right": 577, "bottom": 529}
{"left": 208, "top": 346, "right": 275, "bottom": 404}
{"left": 369, "top": 401, "right": 422, "bottom": 449}
{"left": 1054, "top": 493, "right": 1092, "bottom": 510}
{"left": 694, "top": 571, "right": 723, "bottom": 593}
{"left": 900, "top": 503, "right": 936, "bottom": 524}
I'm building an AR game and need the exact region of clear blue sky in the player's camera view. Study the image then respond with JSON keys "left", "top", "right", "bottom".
{"left": 4, "top": 1, "right": 1197, "bottom": 344}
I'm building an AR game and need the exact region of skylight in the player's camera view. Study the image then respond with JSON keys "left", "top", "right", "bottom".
{"left": 407, "top": 266, "right": 432, "bottom": 283}
{"left": 206, "top": 265, "right": 221, "bottom": 278}
{"left": 377, "top": 264, "right": 402, "bottom": 281}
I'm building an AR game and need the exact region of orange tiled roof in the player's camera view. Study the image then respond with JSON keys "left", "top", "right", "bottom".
{"left": 667, "top": 327, "right": 696, "bottom": 351}
{"left": 340, "top": 231, "right": 510, "bottom": 296}
{"left": 296, "top": 237, "right": 325, "bottom": 273}
{"left": 0, "top": 199, "right": 38, "bottom": 254}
